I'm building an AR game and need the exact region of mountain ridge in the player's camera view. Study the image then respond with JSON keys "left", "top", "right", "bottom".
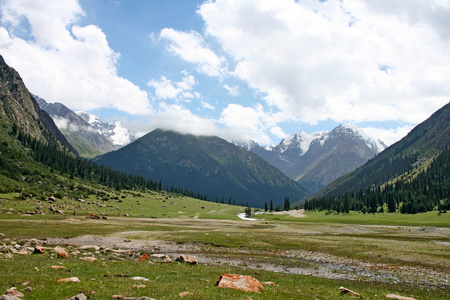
{"left": 94, "top": 128, "right": 310, "bottom": 208}
{"left": 239, "top": 123, "right": 386, "bottom": 194}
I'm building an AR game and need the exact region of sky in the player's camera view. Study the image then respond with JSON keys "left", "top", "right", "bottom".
{"left": 0, "top": 0, "right": 449, "bottom": 146}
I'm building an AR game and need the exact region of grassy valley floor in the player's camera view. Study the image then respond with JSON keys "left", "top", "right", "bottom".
{"left": 0, "top": 192, "right": 449, "bottom": 299}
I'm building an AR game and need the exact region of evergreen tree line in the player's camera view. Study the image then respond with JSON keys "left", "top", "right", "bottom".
{"left": 304, "top": 148, "right": 450, "bottom": 214}
{"left": 9, "top": 124, "right": 240, "bottom": 203}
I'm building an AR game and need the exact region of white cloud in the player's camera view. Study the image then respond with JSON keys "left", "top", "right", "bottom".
{"left": 201, "top": 100, "right": 215, "bottom": 110}
{"left": 223, "top": 84, "right": 239, "bottom": 96}
{"left": 363, "top": 125, "right": 414, "bottom": 147}
{"left": 147, "top": 72, "right": 198, "bottom": 101}
{"left": 0, "top": 0, "right": 152, "bottom": 115}
{"left": 159, "top": 28, "right": 227, "bottom": 77}
{"left": 198, "top": 0, "right": 450, "bottom": 127}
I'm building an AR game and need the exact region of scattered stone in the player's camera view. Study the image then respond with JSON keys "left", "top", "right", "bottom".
{"left": 150, "top": 254, "right": 172, "bottom": 263}
{"left": 51, "top": 266, "right": 66, "bottom": 270}
{"left": 133, "top": 285, "right": 146, "bottom": 289}
{"left": 79, "top": 257, "right": 97, "bottom": 262}
{"left": 1, "top": 294, "right": 18, "bottom": 300}
{"left": 386, "top": 294, "right": 416, "bottom": 300}
{"left": 23, "top": 287, "right": 32, "bottom": 293}
{"left": 67, "top": 293, "right": 87, "bottom": 300}
{"left": 0, "top": 233, "right": 5, "bottom": 238}
{"left": 5, "top": 288, "right": 24, "bottom": 298}
{"left": 57, "top": 277, "right": 80, "bottom": 282}
{"left": 33, "top": 246, "right": 46, "bottom": 254}
{"left": 261, "top": 281, "right": 276, "bottom": 286}
{"left": 4, "top": 254, "right": 13, "bottom": 259}
{"left": 53, "top": 246, "right": 69, "bottom": 258}
{"left": 216, "top": 274, "right": 264, "bottom": 293}
{"left": 87, "top": 214, "right": 101, "bottom": 219}
{"left": 17, "top": 250, "right": 28, "bottom": 255}
{"left": 175, "top": 255, "right": 198, "bottom": 265}
{"left": 339, "top": 287, "right": 360, "bottom": 296}
{"left": 137, "top": 254, "right": 149, "bottom": 262}
{"left": 178, "top": 292, "right": 194, "bottom": 297}
{"left": 130, "top": 276, "right": 150, "bottom": 281}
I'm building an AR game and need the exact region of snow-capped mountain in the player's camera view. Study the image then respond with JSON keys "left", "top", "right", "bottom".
{"left": 241, "top": 123, "right": 387, "bottom": 195}
{"left": 35, "top": 95, "right": 134, "bottom": 157}
{"left": 76, "top": 111, "right": 134, "bottom": 146}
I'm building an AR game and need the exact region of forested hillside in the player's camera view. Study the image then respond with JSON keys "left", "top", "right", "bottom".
{"left": 304, "top": 147, "right": 450, "bottom": 214}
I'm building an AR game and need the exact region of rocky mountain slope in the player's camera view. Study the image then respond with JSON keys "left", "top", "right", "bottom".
{"left": 314, "top": 102, "right": 450, "bottom": 199}
{"left": 0, "top": 55, "right": 76, "bottom": 154}
{"left": 94, "top": 129, "right": 310, "bottom": 208}
{"left": 241, "top": 124, "right": 386, "bottom": 194}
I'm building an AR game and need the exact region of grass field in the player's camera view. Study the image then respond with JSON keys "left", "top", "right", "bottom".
{"left": 1, "top": 191, "right": 449, "bottom": 299}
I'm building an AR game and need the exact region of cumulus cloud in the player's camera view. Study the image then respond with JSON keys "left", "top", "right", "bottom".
{"left": 147, "top": 72, "right": 198, "bottom": 101}
{"left": 198, "top": 0, "right": 450, "bottom": 130}
{"left": 159, "top": 28, "right": 227, "bottom": 78}
{"left": 223, "top": 84, "right": 239, "bottom": 96}
{"left": 0, "top": 0, "right": 152, "bottom": 115}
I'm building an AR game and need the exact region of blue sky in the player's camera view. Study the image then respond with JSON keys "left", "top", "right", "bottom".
{"left": 1, "top": 0, "right": 449, "bottom": 146}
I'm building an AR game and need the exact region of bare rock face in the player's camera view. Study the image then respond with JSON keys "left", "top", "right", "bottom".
{"left": 216, "top": 273, "right": 264, "bottom": 293}
{"left": 175, "top": 255, "right": 198, "bottom": 265}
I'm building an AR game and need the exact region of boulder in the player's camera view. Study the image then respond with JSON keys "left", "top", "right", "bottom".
{"left": 67, "top": 293, "right": 87, "bottom": 300}
{"left": 33, "top": 246, "right": 46, "bottom": 254}
{"left": 150, "top": 254, "right": 172, "bottom": 263}
{"left": 137, "top": 254, "right": 149, "bottom": 262}
{"left": 53, "top": 246, "right": 69, "bottom": 258}
{"left": 57, "top": 277, "right": 80, "bottom": 282}
{"left": 79, "top": 257, "right": 97, "bottom": 262}
{"left": 0, "top": 296, "right": 22, "bottom": 300}
{"left": 339, "top": 287, "right": 360, "bottom": 296}
{"left": 216, "top": 274, "right": 264, "bottom": 293}
{"left": 5, "top": 288, "right": 24, "bottom": 298}
{"left": 386, "top": 294, "right": 416, "bottom": 300}
{"left": 87, "top": 214, "right": 101, "bottom": 219}
{"left": 176, "top": 255, "right": 198, "bottom": 265}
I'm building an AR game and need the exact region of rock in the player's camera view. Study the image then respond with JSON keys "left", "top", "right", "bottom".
{"left": 178, "top": 292, "right": 194, "bottom": 297}
{"left": 23, "top": 287, "right": 32, "bottom": 293}
{"left": 130, "top": 277, "right": 150, "bottom": 281}
{"left": 4, "top": 254, "right": 13, "bottom": 259}
{"left": 5, "top": 288, "right": 24, "bottom": 298}
{"left": 17, "top": 250, "right": 28, "bottom": 255}
{"left": 339, "top": 287, "right": 360, "bottom": 296}
{"left": 150, "top": 254, "right": 172, "bottom": 263}
{"left": 133, "top": 285, "right": 146, "bottom": 289}
{"left": 79, "top": 257, "right": 97, "bottom": 262}
{"left": 386, "top": 294, "right": 416, "bottom": 300}
{"left": 261, "top": 281, "right": 276, "bottom": 286}
{"left": 51, "top": 266, "right": 66, "bottom": 270}
{"left": 1, "top": 294, "right": 19, "bottom": 300}
{"left": 216, "top": 274, "right": 264, "bottom": 293}
{"left": 137, "top": 254, "right": 149, "bottom": 262}
{"left": 176, "top": 255, "right": 198, "bottom": 265}
{"left": 87, "top": 214, "right": 101, "bottom": 219}
{"left": 0, "top": 233, "right": 5, "bottom": 238}
{"left": 57, "top": 277, "right": 80, "bottom": 282}
{"left": 53, "top": 246, "right": 69, "bottom": 258}
{"left": 33, "top": 246, "right": 46, "bottom": 254}
{"left": 67, "top": 293, "right": 87, "bottom": 300}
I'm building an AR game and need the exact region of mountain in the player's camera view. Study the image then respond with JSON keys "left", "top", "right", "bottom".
{"left": 0, "top": 55, "right": 77, "bottom": 155}
{"left": 76, "top": 111, "right": 134, "bottom": 147}
{"left": 94, "top": 129, "right": 310, "bottom": 208}
{"left": 314, "top": 102, "right": 450, "bottom": 199}
{"left": 241, "top": 124, "right": 386, "bottom": 194}
{"left": 35, "top": 96, "right": 120, "bottom": 157}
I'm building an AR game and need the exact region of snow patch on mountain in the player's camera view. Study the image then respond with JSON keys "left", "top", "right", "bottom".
{"left": 76, "top": 111, "right": 133, "bottom": 146}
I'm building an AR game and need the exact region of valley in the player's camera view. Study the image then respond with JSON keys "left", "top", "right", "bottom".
{"left": 1, "top": 191, "right": 449, "bottom": 299}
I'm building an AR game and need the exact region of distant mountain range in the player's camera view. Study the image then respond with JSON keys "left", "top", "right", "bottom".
{"left": 94, "top": 129, "right": 310, "bottom": 208}
{"left": 35, "top": 96, "right": 134, "bottom": 157}
{"left": 314, "top": 102, "right": 450, "bottom": 199}
{"left": 239, "top": 124, "right": 386, "bottom": 194}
